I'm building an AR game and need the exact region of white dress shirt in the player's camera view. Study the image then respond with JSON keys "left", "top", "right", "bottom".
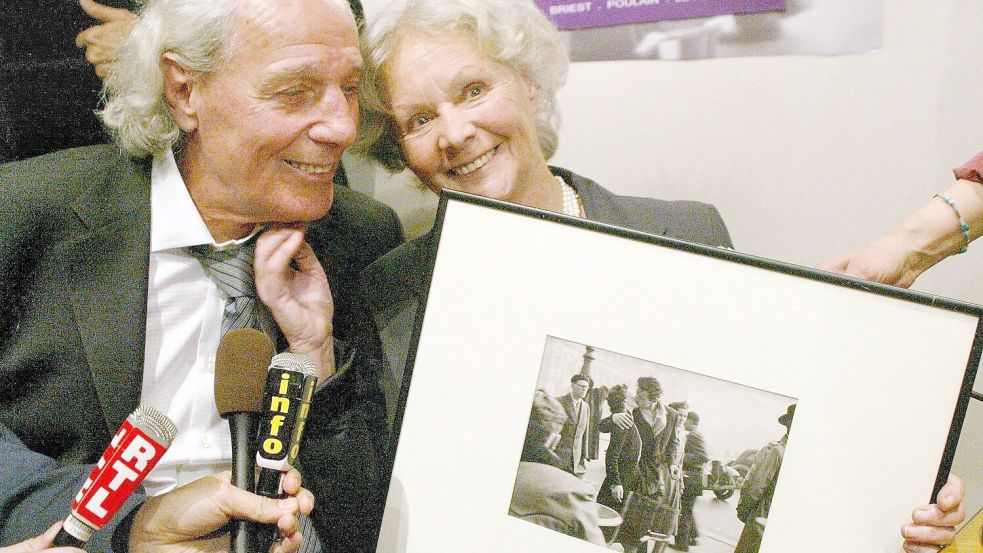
{"left": 140, "top": 149, "right": 243, "bottom": 496}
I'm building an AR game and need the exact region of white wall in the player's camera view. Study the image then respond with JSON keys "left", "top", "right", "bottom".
{"left": 361, "top": 0, "right": 983, "bottom": 522}
{"left": 550, "top": 0, "right": 983, "bottom": 306}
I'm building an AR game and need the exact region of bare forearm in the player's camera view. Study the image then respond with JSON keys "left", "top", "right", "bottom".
{"left": 882, "top": 179, "right": 983, "bottom": 279}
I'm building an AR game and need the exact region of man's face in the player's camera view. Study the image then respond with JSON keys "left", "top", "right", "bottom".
{"left": 178, "top": 0, "right": 361, "bottom": 231}
{"left": 571, "top": 380, "right": 589, "bottom": 401}
{"left": 635, "top": 389, "right": 652, "bottom": 409}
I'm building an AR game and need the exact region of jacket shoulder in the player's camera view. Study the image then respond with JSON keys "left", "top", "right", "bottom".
{"left": 308, "top": 186, "right": 405, "bottom": 268}
{"left": 358, "top": 234, "right": 432, "bottom": 318}
{"left": 555, "top": 167, "right": 734, "bottom": 249}
{"left": 0, "top": 145, "right": 130, "bottom": 206}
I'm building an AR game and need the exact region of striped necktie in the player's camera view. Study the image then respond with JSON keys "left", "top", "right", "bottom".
{"left": 189, "top": 240, "right": 275, "bottom": 338}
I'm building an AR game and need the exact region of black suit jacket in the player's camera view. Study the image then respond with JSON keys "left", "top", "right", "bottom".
{"left": 358, "top": 167, "right": 734, "bottom": 434}
{"left": 0, "top": 145, "right": 404, "bottom": 551}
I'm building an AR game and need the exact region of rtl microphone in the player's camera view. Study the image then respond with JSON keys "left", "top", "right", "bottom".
{"left": 254, "top": 352, "right": 318, "bottom": 553}
{"left": 52, "top": 406, "right": 177, "bottom": 547}
{"left": 215, "top": 328, "right": 274, "bottom": 553}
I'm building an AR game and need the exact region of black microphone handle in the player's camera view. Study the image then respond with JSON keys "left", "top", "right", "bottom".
{"left": 52, "top": 528, "right": 86, "bottom": 548}
{"left": 229, "top": 413, "right": 257, "bottom": 553}
{"left": 254, "top": 468, "right": 286, "bottom": 553}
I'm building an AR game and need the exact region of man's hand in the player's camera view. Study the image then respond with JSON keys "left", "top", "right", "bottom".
{"left": 129, "top": 470, "right": 314, "bottom": 553}
{"left": 75, "top": 0, "right": 136, "bottom": 79}
{"left": 612, "top": 412, "right": 633, "bottom": 430}
{"left": 901, "top": 475, "right": 965, "bottom": 553}
{"left": 611, "top": 484, "right": 624, "bottom": 503}
{"left": 0, "top": 522, "right": 84, "bottom": 553}
{"left": 255, "top": 224, "right": 335, "bottom": 382}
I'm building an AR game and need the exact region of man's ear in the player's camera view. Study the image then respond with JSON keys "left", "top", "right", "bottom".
{"left": 162, "top": 53, "right": 199, "bottom": 132}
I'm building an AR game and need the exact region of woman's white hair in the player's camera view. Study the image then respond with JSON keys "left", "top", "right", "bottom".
{"left": 354, "top": 0, "right": 569, "bottom": 173}
{"left": 100, "top": 0, "right": 238, "bottom": 157}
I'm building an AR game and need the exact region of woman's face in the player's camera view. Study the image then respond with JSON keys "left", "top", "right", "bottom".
{"left": 383, "top": 30, "right": 546, "bottom": 203}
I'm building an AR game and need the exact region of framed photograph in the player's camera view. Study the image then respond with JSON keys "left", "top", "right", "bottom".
{"left": 376, "top": 190, "right": 982, "bottom": 553}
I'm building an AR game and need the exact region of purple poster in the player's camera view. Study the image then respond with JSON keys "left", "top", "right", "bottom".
{"left": 536, "top": 0, "right": 785, "bottom": 30}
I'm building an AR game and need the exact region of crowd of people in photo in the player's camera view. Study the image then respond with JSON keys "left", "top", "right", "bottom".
{"left": 0, "top": 0, "right": 977, "bottom": 550}
{"left": 513, "top": 373, "right": 797, "bottom": 553}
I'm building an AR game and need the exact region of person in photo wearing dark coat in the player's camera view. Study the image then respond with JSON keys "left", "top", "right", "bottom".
{"left": 734, "top": 405, "right": 793, "bottom": 553}
{"left": 673, "top": 411, "right": 707, "bottom": 552}
{"left": 555, "top": 374, "right": 593, "bottom": 477}
{"left": 597, "top": 385, "right": 642, "bottom": 511}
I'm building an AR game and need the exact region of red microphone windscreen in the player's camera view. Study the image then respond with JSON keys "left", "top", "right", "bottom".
{"left": 215, "top": 328, "right": 274, "bottom": 416}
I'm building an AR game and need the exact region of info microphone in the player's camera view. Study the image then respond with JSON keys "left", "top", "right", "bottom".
{"left": 215, "top": 328, "right": 275, "bottom": 553}
{"left": 253, "top": 352, "right": 318, "bottom": 553}
{"left": 52, "top": 406, "right": 177, "bottom": 547}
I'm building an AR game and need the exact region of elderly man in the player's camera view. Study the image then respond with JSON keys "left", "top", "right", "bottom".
{"left": 0, "top": 0, "right": 402, "bottom": 551}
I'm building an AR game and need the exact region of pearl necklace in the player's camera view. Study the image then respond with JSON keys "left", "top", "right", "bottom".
{"left": 557, "top": 175, "right": 583, "bottom": 217}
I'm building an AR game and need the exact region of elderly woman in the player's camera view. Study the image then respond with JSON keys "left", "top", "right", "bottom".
{"left": 354, "top": 0, "right": 964, "bottom": 549}
{"left": 356, "top": 0, "right": 731, "bottom": 426}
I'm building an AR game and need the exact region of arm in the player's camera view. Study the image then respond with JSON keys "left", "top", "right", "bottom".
{"left": 299, "top": 305, "right": 391, "bottom": 553}
{"left": 662, "top": 411, "right": 682, "bottom": 469}
{"left": 605, "top": 427, "right": 629, "bottom": 489}
{"left": 818, "top": 154, "right": 983, "bottom": 287}
{"left": 0, "top": 422, "right": 312, "bottom": 553}
{"left": 0, "top": 422, "right": 145, "bottom": 551}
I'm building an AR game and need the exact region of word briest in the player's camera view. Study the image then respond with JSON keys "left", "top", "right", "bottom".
{"left": 549, "top": 2, "right": 592, "bottom": 15}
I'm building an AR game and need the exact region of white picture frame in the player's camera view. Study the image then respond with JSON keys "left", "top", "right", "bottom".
{"left": 377, "top": 190, "right": 982, "bottom": 553}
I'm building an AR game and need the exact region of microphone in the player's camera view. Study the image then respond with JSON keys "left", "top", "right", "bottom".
{"left": 215, "top": 328, "right": 274, "bottom": 553}
{"left": 254, "top": 352, "right": 318, "bottom": 553}
{"left": 53, "top": 406, "right": 177, "bottom": 547}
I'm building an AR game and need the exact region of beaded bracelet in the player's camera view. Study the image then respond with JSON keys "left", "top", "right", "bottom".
{"left": 934, "top": 193, "right": 971, "bottom": 254}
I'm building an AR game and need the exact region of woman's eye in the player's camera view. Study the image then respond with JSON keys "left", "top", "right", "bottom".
{"left": 342, "top": 81, "right": 361, "bottom": 96}
{"left": 466, "top": 83, "right": 485, "bottom": 98}
{"left": 408, "top": 114, "right": 431, "bottom": 130}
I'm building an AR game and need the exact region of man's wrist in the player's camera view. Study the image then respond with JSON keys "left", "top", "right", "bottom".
{"left": 289, "top": 335, "right": 336, "bottom": 384}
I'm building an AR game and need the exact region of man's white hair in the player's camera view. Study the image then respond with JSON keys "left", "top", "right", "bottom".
{"left": 101, "top": 0, "right": 354, "bottom": 158}
{"left": 100, "top": 0, "right": 237, "bottom": 157}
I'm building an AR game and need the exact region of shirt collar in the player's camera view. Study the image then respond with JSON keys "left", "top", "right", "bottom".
{"left": 150, "top": 149, "right": 262, "bottom": 252}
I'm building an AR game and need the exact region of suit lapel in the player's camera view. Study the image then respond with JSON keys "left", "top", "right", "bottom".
{"left": 65, "top": 154, "right": 151, "bottom": 434}
{"left": 561, "top": 394, "right": 576, "bottom": 422}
